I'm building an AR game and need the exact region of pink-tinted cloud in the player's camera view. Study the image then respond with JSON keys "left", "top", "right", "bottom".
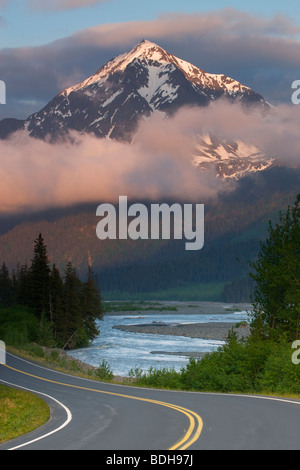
{"left": 0, "top": 122, "right": 220, "bottom": 213}
{"left": 28, "top": 0, "right": 110, "bottom": 12}
{"left": 0, "top": 100, "right": 299, "bottom": 214}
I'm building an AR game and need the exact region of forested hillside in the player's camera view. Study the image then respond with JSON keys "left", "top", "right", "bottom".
{"left": 0, "top": 166, "right": 299, "bottom": 301}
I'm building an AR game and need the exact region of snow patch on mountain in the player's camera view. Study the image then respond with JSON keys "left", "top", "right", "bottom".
{"left": 193, "top": 134, "right": 275, "bottom": 179}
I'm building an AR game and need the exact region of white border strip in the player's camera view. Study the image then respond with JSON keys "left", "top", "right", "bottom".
{"left": 0, "top": 379, "right": 72, "bottom": 450}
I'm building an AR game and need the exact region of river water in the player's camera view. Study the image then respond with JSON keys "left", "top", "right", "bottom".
{"left": 67, "top": 302, "right": 250, "bottom": 377}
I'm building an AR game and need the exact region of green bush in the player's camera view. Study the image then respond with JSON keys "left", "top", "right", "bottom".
{"left": 96, "top": 360, "right": 114, "bottom": 380}
{"left": 0, "top": 306, "right": 40, "bottom": 347}
{"left": 136, "top": 366, "right": 181, "bottom": 389}
{"left": 260, "top": 342, "right": 300, "bottom": 394}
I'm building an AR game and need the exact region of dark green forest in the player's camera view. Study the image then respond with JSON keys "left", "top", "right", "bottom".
{"left": 0, "top": 234, "right": 102, "bottom": 349}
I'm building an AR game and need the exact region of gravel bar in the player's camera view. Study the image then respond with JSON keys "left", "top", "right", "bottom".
{"left": 113, "top": 321, "right": 250, "bottom": 341}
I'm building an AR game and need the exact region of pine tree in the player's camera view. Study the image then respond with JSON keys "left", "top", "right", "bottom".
{"left": 49, "top": 264, "right": 64, "bottom": 341}
{"left": 0, "top": 262, "right": 14, "bottom": 307}
{"left": 15, "top": 263, "right": 31, "bottom": 307}
{"left": 61, "top": 260, "right": 83, "bottom": 348}
{"left": 28, "top": 234, "right": 50, "bottom": 319}
{"left": 81, "top": 266, "right": 102, "bottom": 341}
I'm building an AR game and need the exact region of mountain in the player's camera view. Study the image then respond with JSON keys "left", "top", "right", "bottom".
{"left": 1, "top": 39, "right": 268, "bottom": 144}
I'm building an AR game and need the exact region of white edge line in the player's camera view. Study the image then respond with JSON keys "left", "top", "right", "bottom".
{"left": 0, "top": 379, "right": 72, "bottom": 450}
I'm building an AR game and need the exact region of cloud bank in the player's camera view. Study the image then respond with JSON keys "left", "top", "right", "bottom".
{"left": 0, "top": 100, "right": 299, "bottom": 214}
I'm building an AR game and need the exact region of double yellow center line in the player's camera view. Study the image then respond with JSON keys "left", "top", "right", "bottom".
{"left": 4, "top": 363, "right": 203, "bottom": 450}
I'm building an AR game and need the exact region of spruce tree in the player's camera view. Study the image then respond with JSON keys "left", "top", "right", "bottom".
{"left": 15, "top": 263, "right": 31, "bottom": 307}
{"left": 82, "top": 266, "right": 102, "bottom": 341}
{"left": 29, "top": 234, "right": 50, "bottom": 320}
{"left": 49, "top": 264, "right": 64, "bottom": 341}
{"left": 61, "top": 260, "right": 83, "bottom": 348}
{"left": 0, "top": 262, "right": 14, "bottom": 307}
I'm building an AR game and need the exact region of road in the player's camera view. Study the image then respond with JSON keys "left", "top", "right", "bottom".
{"left": 1, "top": 352, "right": 300, "bottom": 450}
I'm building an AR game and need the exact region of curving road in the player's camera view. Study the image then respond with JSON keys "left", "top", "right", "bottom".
{"left": 1, "top": 352, "right": 300, "bottom": 450}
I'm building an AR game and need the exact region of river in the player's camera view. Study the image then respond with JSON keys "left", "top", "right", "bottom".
{"left": 66, "top": 301, "right": 251, "bottom": 377}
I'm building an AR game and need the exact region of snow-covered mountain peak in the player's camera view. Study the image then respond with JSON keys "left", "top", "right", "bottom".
{"left": 126, "top": 39, "right": 172, "bottom": 61}
{"left": 2, "top": 40, "right": 269, "bottom": 150}
{"left": 61, "top": 39, "right": 257, "bottom": 102}
{"left": 60, "top": 40, "right": 176, "bottom": 97}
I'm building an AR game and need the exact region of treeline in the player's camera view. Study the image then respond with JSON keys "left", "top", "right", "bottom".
{"left": 98, "top": 237, "right": 260, "bottom": 301}
{"left": 0, "top": 233, "right": 102, "bottom": 349}
{"left": 220, "top": 276, "right": 255, "bottom": 303}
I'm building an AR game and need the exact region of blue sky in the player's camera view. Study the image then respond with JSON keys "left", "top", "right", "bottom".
{"left": 0, "top": 0, "right": 300, "bottom": 119}
{"left": 2, "top": 0, "right": 300, "bottom": 48}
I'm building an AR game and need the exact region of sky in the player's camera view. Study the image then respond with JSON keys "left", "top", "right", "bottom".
{"left": 0, "top": 1, "right": 300, "bottom": 215}
{"left": 2, "top": 1, "right": 300, "bottom": 49}
{"left": 0, "top": 0, "right": 300, "bottom": 120}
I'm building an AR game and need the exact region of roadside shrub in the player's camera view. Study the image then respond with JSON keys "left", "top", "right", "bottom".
{"left": 179, "top": 333, "right": 277, "bottom": 393}
{"left": 0, "top": 306, "right": 40, "bottom": 347}
{"left": 259, "top": 341, "right": 300, "bottom": 394}
{"left": 96, "top": 360, "right": 114, "bottom": 380}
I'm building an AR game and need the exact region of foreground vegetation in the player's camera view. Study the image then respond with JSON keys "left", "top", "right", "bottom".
{"left": 0, "top": 384, "right": 49, "bottom": 444}
{"left": 128, "top": 333, "right": 300, "bottom": 396}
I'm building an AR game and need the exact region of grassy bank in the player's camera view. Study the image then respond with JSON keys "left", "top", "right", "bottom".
{"left": 0, "top": 384, "right": 49, "bottom": 444}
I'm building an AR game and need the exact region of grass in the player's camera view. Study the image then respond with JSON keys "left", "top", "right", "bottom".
{"left": 0, "top": 384, "right": 50, "bottom": 444}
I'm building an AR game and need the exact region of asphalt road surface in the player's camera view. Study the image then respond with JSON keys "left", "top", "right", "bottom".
{"left": 1, "top": 352, "right": 300, "bottom": 451}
